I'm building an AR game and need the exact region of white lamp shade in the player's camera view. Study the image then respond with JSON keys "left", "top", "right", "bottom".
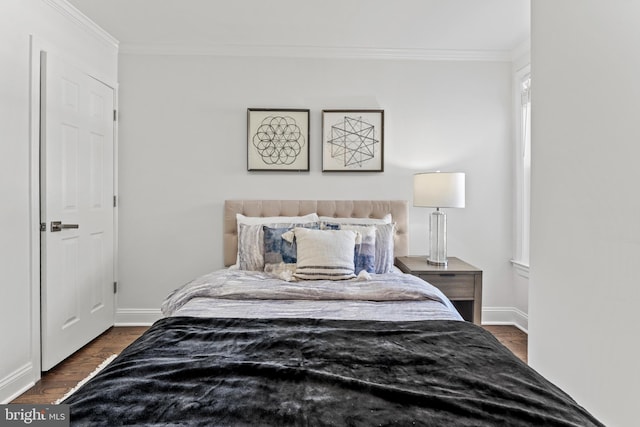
{"left": 414, "top": 172, "right": 465, "bottom": 208}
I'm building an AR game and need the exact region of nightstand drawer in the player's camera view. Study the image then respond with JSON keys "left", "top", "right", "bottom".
{"left": 394, "top": 256, "right": 482, "bottom": 324}
{"left": 417, "top": 274, "right": 475, "bottom": 299}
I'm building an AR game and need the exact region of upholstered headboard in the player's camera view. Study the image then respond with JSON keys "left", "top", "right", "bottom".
{"left": 224, "top": 200, "right": 408, "bottom": 267}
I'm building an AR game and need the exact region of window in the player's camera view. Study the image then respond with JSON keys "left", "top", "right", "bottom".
{"left": 513, "top": 66, "right": 531, "bottom": 275}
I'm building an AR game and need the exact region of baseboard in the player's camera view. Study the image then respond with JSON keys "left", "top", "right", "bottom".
{"left": 481, "top": 307, "right": 528, "bottom": 333}
{"left": 115, "top": 307, "right": 529, "bottom": 332}
{"left": 0, "top": 363, "right": 37, "bottom": 404}
{"left": 115, "top": 308, "right": 162, "bottom": 326}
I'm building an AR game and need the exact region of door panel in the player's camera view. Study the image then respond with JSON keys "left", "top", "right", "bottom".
{"left": 61, "top": 124, "right": 79, "bottom": 210}
{"left": 60, "top": 235, "right": 79, "bottom": 329}
{"left": 40, "top": 51, "right": 115, "bottom": 371}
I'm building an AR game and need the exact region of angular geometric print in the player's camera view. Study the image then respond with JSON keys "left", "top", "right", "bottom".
{"left": 327, "top": 116, "right": 379, "bottom": 168}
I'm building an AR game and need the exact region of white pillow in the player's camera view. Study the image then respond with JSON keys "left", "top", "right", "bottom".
{"left": 236, "top": 213, "right": 319, "bottom": 270}
{"left": 237, "top": 213, "right": 319, "bottom": 226}
{"left": 318, "top": 213, "right": 392, "bottom": 225}
{"left": 291, "top": 228, "right": 357, "bottom": 280}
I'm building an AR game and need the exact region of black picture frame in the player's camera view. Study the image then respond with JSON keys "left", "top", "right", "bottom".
{"left": 247, "top": 108, "right": 310, "bottom": 171}
{"left": 322, "top": 109, "right": 384, "bottom": 172}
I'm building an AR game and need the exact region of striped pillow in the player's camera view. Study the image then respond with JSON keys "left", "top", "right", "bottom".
{"left": 291, "top": 228, "right": 357, "bottom": 280}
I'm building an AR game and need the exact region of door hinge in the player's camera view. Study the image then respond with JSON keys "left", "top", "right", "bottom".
{"left": 113, "top": 109, "right": 117, "bottom": 122}
{"left": 40, "top": 223, "right": 46, "bottom": 232}
{"left": 113, "top": 281, "right": 118, "bottom": 294}
{"left": 113, "top": 195, "right": 117, "bottom": 207}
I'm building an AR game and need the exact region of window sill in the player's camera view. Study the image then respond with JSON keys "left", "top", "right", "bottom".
{"left": 510, "top": 260, "right": 530, "bottom": 279}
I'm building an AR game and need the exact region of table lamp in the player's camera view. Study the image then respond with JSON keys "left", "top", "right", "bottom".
{"left": 413, "top": 172, "right": 465, "bottom": 266}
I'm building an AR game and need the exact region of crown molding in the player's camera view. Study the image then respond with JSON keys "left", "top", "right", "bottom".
{"left": 42, "top": 0, "right": 119, "bottom": 49}
{"left": 120, "top": 42, "right": 513, "bottom": 62}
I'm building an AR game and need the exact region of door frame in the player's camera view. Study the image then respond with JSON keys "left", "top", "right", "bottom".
{"left": 28, "top": 35, "right": 119, "bottom": 375}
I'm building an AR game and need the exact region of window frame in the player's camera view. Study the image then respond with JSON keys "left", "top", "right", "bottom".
{"left": 512, "top": 64, "right": 531, "bottom": 277}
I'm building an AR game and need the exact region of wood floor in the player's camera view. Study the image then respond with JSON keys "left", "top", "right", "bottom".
{"left": 11, "top": 326, "right": 148, "bottom": 405}
{"left": 482, "top": 324, "right": 528, "bottom": 363}
{"left": 12, "top": 324, "right": 527, "bottom": 405}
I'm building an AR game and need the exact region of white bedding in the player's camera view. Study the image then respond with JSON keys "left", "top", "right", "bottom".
{"left": 161, "top": 269, "right": 463, "bottom": 321}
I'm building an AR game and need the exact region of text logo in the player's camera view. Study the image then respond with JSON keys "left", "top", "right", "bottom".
{"left": 0, "top": 405, "right": 69, "bottom": 427}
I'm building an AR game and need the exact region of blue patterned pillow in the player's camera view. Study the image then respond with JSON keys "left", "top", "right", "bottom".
{"left": 351, "top": 226, "right": 376, "bottom": 274}
{"left": 263, "top": 224, "right": 318, "bottom": 267}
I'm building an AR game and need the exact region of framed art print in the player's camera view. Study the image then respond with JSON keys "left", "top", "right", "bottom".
{"left": 247, "top": 108, "right": 310, "bottom": 171}
{"left": 322, "top": 109, "right": 384, "bottom": 172}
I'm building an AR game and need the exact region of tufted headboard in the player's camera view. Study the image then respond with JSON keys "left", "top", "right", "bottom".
{"left": 224, "top": 200, "right": 408, "bottom": 267}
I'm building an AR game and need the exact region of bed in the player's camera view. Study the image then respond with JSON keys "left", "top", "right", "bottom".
{"left": 62, "top": 200, "right": 602, "bottom": 426}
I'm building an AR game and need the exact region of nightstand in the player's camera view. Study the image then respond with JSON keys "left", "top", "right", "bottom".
{"left": 395, "top": 256, "right": 483, "bottom": 324}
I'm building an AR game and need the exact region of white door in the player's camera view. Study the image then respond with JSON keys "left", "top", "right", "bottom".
{"left": 40, "top": 51, "right": 116, "bottom": 371}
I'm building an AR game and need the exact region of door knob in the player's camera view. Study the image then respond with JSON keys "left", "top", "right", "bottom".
{"left": 50, "top": 221, "right": 79, "bottom": 232}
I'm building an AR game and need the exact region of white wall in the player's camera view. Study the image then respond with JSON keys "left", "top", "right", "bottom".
{"left": 0, "top": 0, "right": 117, "bottom": 403}
{"left": 115, "top": 53, "right": 516, "bottom": 324}
{"left": 530, "top": 1, "right": 640, "bottom": 425}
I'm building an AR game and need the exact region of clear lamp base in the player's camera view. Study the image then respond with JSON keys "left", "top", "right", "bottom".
{"left": 427, "top": 209, "right": 448, "bottom": 266}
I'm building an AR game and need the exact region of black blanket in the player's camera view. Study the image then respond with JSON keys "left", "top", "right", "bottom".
{"left": 65, "top": 317, "right": 602, "bottom": 426}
